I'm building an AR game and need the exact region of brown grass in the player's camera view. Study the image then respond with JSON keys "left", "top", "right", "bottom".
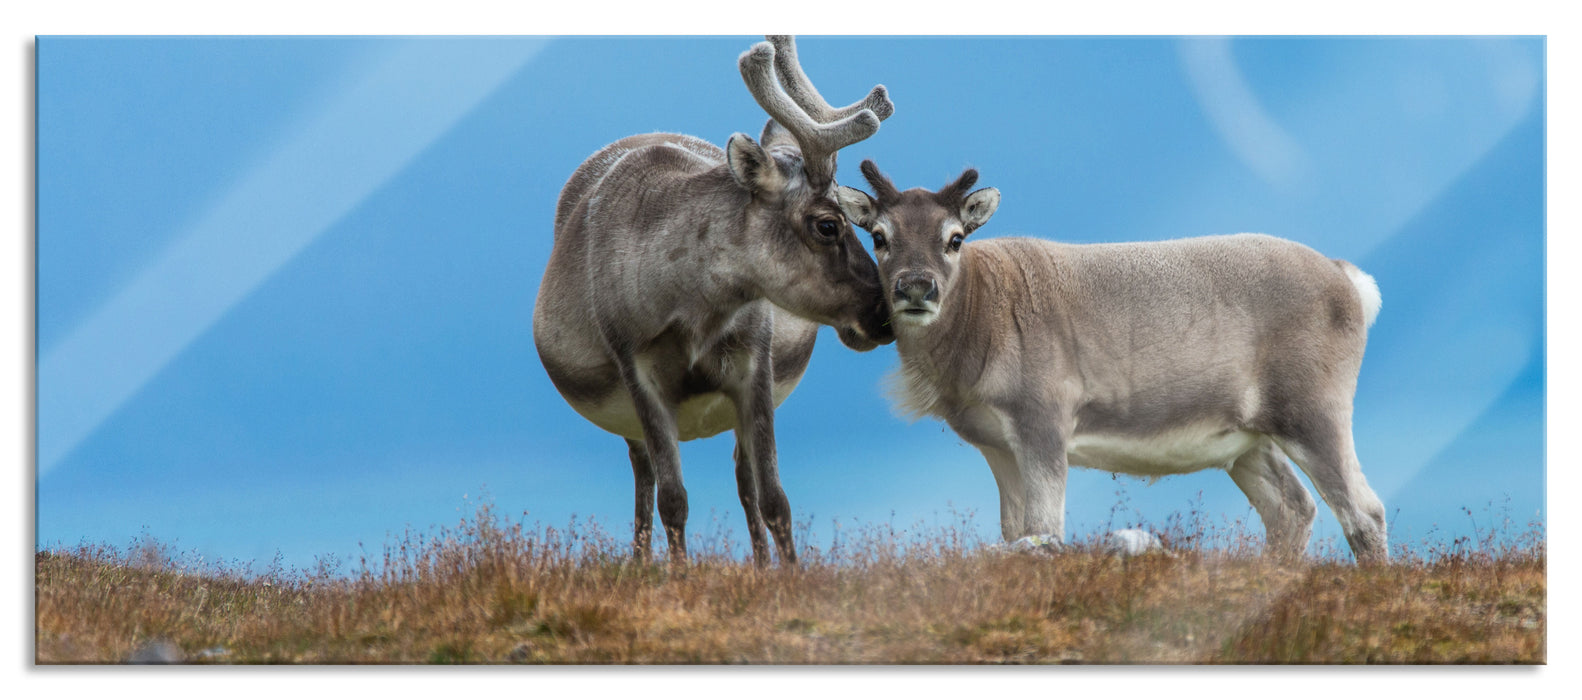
{"left": 34, "top": 502, "right": 1545, "bottom": 664}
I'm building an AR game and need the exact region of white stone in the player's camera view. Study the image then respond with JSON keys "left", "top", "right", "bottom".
{"left": 1101, "top": 529, "right": 1163, "bottom": 557}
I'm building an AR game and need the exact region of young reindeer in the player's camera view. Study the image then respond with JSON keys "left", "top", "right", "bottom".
{"left": 533, "top": 37, "right": 894, "bottom": 566}
{"left": 836, "top": 161, "right": 1389, "bottom": 563}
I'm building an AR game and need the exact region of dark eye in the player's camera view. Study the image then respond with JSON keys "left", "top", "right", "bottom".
{"left": 814, "top": 219, "right": 841, "bottom": 239}
{"left": 948, "top": 233, "right": 964, "bottom": 252}
{"left": 872, "top": 232, "right": 887, "bottom": 249}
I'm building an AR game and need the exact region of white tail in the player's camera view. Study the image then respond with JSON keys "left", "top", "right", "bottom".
{"left": 1339, "top": 260, "right": 1382, "bottom": 328}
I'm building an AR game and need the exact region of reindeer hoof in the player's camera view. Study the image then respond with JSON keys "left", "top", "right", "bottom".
{"left": 988, "top": 534, "right": 1063, "bottom": 556}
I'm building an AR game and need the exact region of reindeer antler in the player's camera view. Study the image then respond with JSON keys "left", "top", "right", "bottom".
{"left": 739, "top": 37, "right": 891, "bottom": 188}
{"left": 765, "top": 35, "right": 894, "bottom": 123}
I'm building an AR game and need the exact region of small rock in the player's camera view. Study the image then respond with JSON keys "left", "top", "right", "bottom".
{"left": 508, "top": 642, "right": 534, "bottom": 663}
{"left": 196, "top": 646, "right": 231, "bottom": 660}
{"left": 1100, "top": 529, "right": 1163, "bottom": 557}
{"left": 128, "top": 639, "right": 183, "bottom": 664}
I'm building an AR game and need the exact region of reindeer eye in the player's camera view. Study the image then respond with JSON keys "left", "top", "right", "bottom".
{"left": 948, "top": 233, "right": 964, "bottom": 252}
{"left": 814, "top": 219, "right": 841, "bottom": 239}
{"left": 872, "top": 232, "right": 887, "bottom": 249}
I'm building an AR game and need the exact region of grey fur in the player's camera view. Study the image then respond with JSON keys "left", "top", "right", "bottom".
{"left": 841, "top": 161, "right": 1388, "bottom": 564}
{"left": 533, "top": 38, "right": 895, "bottom": 566}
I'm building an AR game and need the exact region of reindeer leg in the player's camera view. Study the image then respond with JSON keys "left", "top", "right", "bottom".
{"left": 626, "top": 438, "right": 657, "bottom": 561}
{"left": 1228, "top": 438, "right": 1317, "bottom": 561}
{"left": 1009, "top": 406, "right": 1069, "bottom": 546}
{"left": 978, "top": 446, "right": 1026, "bottom": 543}
{"left": 1271, "top": 411, "right": 1387, "bottom": 564}
{"left": 732, "top": 335, "right": 796, "bottom": 566}
{"left": 732, "top": 439, "right": 770, "bottom": 566}
{"left": 618, "top": 358, "right": 688, "bottom": 564}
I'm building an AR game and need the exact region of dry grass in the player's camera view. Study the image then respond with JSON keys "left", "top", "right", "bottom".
{"left": 35, "top": 501, "right": 1545, "bottom": 665}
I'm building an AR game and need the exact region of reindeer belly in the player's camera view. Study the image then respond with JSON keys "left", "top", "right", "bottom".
{"left": 1068, "top": 424, "right": 1258, "bottom": 476}
{"left": 569, "top": 378, "right": 802, "bottom": 443}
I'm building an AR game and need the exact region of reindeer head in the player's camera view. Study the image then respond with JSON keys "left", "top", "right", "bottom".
{"left": 835, "top": 160, "right": 1001, "bottom": 330}
{"left": 727, "top": 36, "right": 896, "bottom": 350}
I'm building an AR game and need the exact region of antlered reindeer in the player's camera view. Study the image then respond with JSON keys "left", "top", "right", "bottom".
{"left": 836, "top": 161, "right": 1389, "bottom": 563}
{"left": 533, "top": 37, "right": 895, "bottom": 566}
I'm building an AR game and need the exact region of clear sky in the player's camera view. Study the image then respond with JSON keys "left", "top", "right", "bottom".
{"left": 35, "top": 36, "right": 1545, "bottom": 570}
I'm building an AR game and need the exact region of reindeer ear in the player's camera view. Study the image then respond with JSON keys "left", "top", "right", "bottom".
{"left": 961, "top": 187, "right": 1000, "bottom": 232}
{"left": 835, "top": 186, "right": 877, "bottom": 229}
{"left": 758, "top": 118, "right": 797, "bottom": 150}
{"left": 727, "top": 133, "right": 785, "bottom": 194}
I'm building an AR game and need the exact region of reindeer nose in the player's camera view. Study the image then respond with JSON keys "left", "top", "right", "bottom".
{"left": 894, "top": 273, "right": 938, "bottom": 305}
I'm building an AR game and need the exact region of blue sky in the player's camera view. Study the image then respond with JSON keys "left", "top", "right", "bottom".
{"left": 35, "top": 36, "right": 1545, "bottom": 569}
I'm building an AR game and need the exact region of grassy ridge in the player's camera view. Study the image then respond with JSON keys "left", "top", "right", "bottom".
{"left": 35, "top": 504, "right": 1545, "bottom": 664}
